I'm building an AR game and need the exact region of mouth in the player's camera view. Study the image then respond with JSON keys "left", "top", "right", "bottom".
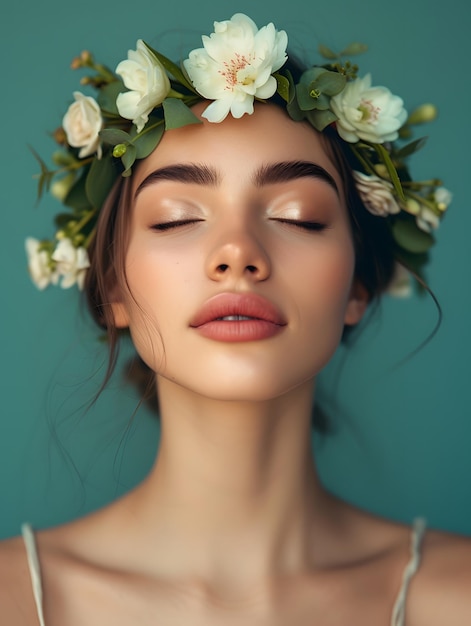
{"left": 190, "top": 293, "right": 287, "bottom": 342}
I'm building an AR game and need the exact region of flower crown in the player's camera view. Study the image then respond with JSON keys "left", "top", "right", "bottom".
{"left": 26, "top": 13, "right": 450, "bottom": 295}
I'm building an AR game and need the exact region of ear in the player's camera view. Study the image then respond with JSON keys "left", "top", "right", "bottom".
{"left": 110, "top": 301, "right": 130, "bottom": 329}
{"left": 344, "top": 279, "right": 369, "bottom": 326}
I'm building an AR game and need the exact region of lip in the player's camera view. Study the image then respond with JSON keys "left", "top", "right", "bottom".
{"left": 190, "top": 292, "right": 287, "bottom": 342}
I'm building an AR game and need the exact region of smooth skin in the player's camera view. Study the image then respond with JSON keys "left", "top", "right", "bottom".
{"left": 1, "top": 104, "right": 471, "bottom": 625}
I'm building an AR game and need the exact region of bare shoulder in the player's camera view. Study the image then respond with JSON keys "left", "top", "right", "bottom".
{"left": 409, "top": 526, "right": 471, "bottom": 625}
{"left": 0, "top": 531, "right": 39, "bottom": 625}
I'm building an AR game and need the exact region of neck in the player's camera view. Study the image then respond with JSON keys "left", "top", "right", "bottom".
{"left": 122, "top": 377, "right": 332, "bottom": 596}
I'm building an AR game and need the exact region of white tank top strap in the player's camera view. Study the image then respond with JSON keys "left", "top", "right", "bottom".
{"left": 21, "top": 523, "right": 46, "bottom": 626}
{"left": 390, "top": 517, "right": 427, "bottom": 626}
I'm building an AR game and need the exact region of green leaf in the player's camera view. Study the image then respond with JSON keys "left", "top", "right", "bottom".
{"left": 314, "top": 70, "right": 346, "bottom": 96}
{"left": 132, "top": 122, "right": 165, "bottom": 159}
{"left": 318, "top": 44, "right": 338, "bottom": 60}
{"left": 286, "top": 98, "right": 304, "bottom": 121}
{"left": 307, "top": 109, "right": 337, "bottom": 132}
{"left": 29, "top": 145, "right": 54, "bottom": 202}
{"left": 395, "top": 137, "right": 428, "bottom": 160}
{"left": 99, "top": 128, "right": 132, "bottom": 145}
{"left": 85, "top": 155, "right": 117, "bottom": 208}
{"left": 54, "top": 212, "right": 75, "bottom": 229}
{"left": 374, "top": 143, "right": 405, "bottom": 201}
{"left": 121, "top": 144, "right": 137, "bottom": 176}
{"left": 392, "top": 218, "right": 434, "bottom": 254}
{"left": 143, "top": 41, "right": 195, "bottom": 92}
{"left": 64, "top": 175, "right": 90, "bottom": 212}
{"left": 340, "top": 42, "right": 368, "bottom": 56}
{"left": 97, "top": 80, "right": 125, "bottom": 115}
{"left": 295, "top": 83, "right": 317, "bottom": 111}
{"left": 274, "top": 72, "right": 291, "bottom": 103}
{"left": 162, "top": 98, "right": 202, "bottom": 130}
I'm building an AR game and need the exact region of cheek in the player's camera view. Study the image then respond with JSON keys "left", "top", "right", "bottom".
{"left": 282, "top": 235, "right": 356, "bottom": 324}
{"left": 120, "top": 240, "right": 200, "bottom": 363}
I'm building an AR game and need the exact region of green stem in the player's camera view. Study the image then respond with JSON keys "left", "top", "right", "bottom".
{"left": 70, "top": 208, "right": 98, "bottom": 237}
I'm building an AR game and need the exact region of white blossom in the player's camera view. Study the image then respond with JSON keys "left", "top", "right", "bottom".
{"left": 353, "top": 171, "right": 401, "bottom": 216}
{"left": 183, "top": 13, "right": 288, "bottom": 123}
{"left": 416, "top": 207, "right": 440, "bottom": 233}
{"left": 330, "top": 74, "right": 407, "bottom": 143}
{"left": 116, "top": 39, "right": 170, "bottom": 132}
{"left": 51, "top": 238, "right": 90, "bottom": 290}
{"left": 434, "top": 186, "right": 453, "bottom": 209}
{"left": 387, "top": 263, "right": 412, "bottom": 298}
{"left": 25, "top": 238, "right": 58, "bottom": 290}
{"left": 62, "top": 92, "right": 103, "bottom": 158}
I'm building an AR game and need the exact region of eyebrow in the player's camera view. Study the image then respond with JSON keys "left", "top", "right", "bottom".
{"left": 135, "top": 163, "right": 220, "bottom": 197}
{"left": 253, "top": 160, "right": 339, "bottom": 194}
{"left": 134, "top": 160, "right": 339, "bottom": 198}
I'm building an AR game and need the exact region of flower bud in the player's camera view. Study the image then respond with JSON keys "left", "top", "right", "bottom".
{"left": 53, "top": 127, "right": 67, "bottom": 145}
{"left": 407, "top": 104, "right": 437, "bottom": 125}
{"left": 81, "top": 50, "right": 92, "bottom": 62}
{"left": 50, "top": 174, "right": 75, "bottom": 202}
{"left": 374, "top": 164, "right": 388, "bottom": 178}
{"left": 113, "top": 143, "right": 127, "bottom": 158}
{"left": 405, "top": 198, "right": 421, "bottom": 215}
{"left": 70, "top": 56, "right": 82, "bottom": 70}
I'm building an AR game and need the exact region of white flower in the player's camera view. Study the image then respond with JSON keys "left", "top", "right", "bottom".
{"left": 183, "top": 13, "right": 288, "bottom": 123}
{"left": 50, "top": 173, "right": 76, "bottom": 202}
{"left": 25, "top": 238, "right": 58, "bottom": 290}
{"left": 51, "top": 238, "right": 90, "bottom": 290}
{"left": 116, "top": 39, "right": 170, "bottom": 132}
{"left": 330, "top": 74, "right": 407, "bottom": 143}
{"left": 434, "top": 186, "right": 453, "bottom": 210}
{"left": 353, "top": 171, "right": 401, "bottom": 216}
{"left": 387, "top": 263, "right": 412, "bottom": 298}
{"left": 416, "top": 207, "right": 440, "bottom": 233}
{"left": 62, "top": 92, "right": 103, "bottom": 158}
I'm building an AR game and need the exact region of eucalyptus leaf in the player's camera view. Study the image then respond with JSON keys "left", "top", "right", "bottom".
{"left": 340, "top": 42, "right": 368, "bottom": 56}
{"left": 318, "top": 44, "right": 338, "bottom": 60}
{"left": 121, "top": 144, "right": 137, "bottom": 176}
{"left": 295, "top": 83, "right": 318, "bottom": 111}
{"left": 314, "top": 70, "right": 346, "bottom": 96}
{"left": 99, "top": 128, "right": 132, "bottom": 145}
{"left": 392, "top": 219, "right": 434, "bottom": 254}
{"left": 133, "top": 123, "right": 165, "bottom": 159}
{"left": 307, "top": 109, "right": 337, "bottom": 132}
{"left": 286, "top": 97, "right": 304, "bottom": 121}
{"left": 163, "top": 98, "right": 202, "bottom": 130}
{"left": 97, "top": 81, "right": 125, "bottom": 115}
{"left": 85, "top": 155, "right": 118, "bottom": 208}
{"left": 395, "top": 137, "right": 428, "bottom": 160}
{"left": 274, "top": 72, "right": 290, "bottom": 103}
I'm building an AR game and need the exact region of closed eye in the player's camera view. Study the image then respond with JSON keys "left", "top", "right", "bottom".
{"left": 151, "top": 219, "right": 203, "bottom": 231}
{"left": 270, "top": 218, "right": 328, "bottom": 232}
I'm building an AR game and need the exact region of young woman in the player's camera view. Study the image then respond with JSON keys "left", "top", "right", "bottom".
{"left": 1, "top": 13, "right": 470, "bottom": 625}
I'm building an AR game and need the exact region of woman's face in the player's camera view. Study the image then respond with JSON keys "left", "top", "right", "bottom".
{"left": 112, "top": 103, "right": 366, "bottom": 401}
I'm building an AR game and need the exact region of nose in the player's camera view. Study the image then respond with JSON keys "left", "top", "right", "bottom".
{"left": 205, "top": 228, "right": 271, "bottom": 283}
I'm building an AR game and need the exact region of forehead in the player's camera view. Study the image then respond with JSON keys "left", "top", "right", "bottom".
{"left": 132, "top": 103, "right": 344, "bottom": 194}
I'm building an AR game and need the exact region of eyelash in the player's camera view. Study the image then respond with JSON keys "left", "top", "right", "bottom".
{"left": 151, "top": 219, "right": 202, "bottom": 231}
{"left": 271, "top": 218, "right": 327, "bottom": 232}
{"left": 151, "top": 218, "right": 327, "bottom": 233}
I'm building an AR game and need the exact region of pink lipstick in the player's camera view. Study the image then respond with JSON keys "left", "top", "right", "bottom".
{"left": 190, "top": 293, "right": 287, "bottom": 342}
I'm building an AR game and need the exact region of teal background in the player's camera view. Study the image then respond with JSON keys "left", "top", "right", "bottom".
{"left": 1, "top": 0, "right": 470, "bottom": 539}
